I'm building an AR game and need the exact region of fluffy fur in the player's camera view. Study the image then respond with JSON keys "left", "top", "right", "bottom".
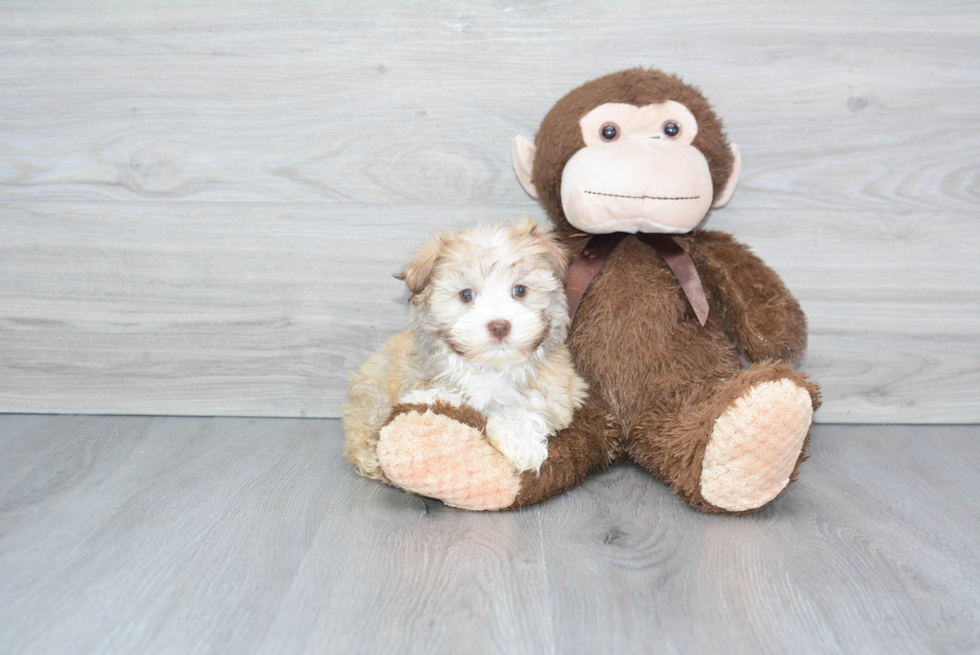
{"left": 343, "top": 218, "right": 587, "bottom": 478}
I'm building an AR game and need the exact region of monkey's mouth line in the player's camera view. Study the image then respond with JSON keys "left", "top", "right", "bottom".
{"left": 584, "top": 190, "right": 700, "bottom": 201}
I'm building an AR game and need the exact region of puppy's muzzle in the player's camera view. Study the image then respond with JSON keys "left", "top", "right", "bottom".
{"left": 487, "top": 320, "right": 511, "bottom": 340}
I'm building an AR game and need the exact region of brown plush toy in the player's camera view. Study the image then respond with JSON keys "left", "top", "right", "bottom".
{"left": 364, "top": 68, "right": 820, "bottom": 514}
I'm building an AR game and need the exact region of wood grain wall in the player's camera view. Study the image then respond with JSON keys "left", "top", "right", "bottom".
{"left": 1, "top": 1, "right": 978, "bottom": 421}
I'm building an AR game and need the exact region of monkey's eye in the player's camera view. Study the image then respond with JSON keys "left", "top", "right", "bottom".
{"left": 512, "top": 285, "right": 527, "bottom": 298}
{"left": 663, "top": 121, "right": 681, "bottom": 138}
{"left": 600, "top": 123, "right": 619, "bottom": 141}
{"left": 459, "top": 289, "right": 474, "bottom": 303}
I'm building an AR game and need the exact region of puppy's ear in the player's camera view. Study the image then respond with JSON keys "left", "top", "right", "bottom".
{"left": 396, "top": 234, "right": 445, "bottom": 294}
{"left": 539, "top": 231, "right": 570, "bottom": 280}
{"left": 513, "top": 216, "right": 570, "bottom": 280}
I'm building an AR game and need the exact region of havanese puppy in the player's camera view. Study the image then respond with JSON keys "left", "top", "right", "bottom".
{"left": 343, "top": 217, "right": 587, "bottom": 478}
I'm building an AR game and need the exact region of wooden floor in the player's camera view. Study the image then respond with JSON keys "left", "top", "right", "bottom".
{"left": 0, "top": 416, "right": 977, "bottom": 654}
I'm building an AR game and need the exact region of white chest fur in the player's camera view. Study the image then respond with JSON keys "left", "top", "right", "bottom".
{"left": 437, "top": 355, "right": 542, "bottom": 412}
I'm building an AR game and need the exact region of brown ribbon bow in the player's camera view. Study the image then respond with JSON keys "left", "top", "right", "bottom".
{"left": 566, "top": 232, "right": 709, "bottom": 326}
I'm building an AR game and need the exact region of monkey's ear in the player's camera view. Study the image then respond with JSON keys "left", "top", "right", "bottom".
{"left": 712, "top": 143, "right": 741, "bottom": 209}
{"left": 396, "top": 235, "right": 444, "bottom": 295}
{"left": 512, "top": 135, "right": 540, "bottom": 200}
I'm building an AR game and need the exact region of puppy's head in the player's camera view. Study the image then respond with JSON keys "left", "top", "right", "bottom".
{"left": 397, "top": 217, "right": 570, "bottom": 366}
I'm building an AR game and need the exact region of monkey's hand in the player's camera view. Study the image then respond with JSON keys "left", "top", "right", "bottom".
{"left": 694, "top": 231, "right": 808, "bottom": 364}
{"left": 376, "top": 402, "right": 521, "bottom": 511}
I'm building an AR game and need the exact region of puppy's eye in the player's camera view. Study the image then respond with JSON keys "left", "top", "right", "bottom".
{"left": 662, "top": 121, "right": 680, "bottom": 138}
{"left": 600, "top": 123, "right": 619, "bottom": 142}
{"left": 459, "top": 289, "right": 474, "bottom": 303}
{"left": 512, "top": 285, "right": 527, "bottom": 298}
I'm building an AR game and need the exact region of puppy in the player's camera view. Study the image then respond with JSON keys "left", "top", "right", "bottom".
{"left": 343, "top": 217, "right": 587, "bottom": 478}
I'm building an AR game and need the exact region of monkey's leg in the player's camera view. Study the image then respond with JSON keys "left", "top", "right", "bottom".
{"left": 376, "top": 402, "right": 520, "bottom": 511}
{"left": 376, "top": 396, "right": 619, "bottom": 511}
{"left": 629, "top": 362, "right": 820, "bottom": 514}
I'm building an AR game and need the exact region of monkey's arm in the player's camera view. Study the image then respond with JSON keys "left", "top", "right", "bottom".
{"left": 692, "top": 230, "right": 808, "bottom": 365}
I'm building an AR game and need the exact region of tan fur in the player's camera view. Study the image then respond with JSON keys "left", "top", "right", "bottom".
{"left": 342, "top": 332, "right": 413, "bottom": 483}
{"left": 343, "top": 218, "right": 587, "bottom": 480}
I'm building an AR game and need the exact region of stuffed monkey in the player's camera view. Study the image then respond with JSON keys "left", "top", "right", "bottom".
{"left": 359, "top": 68, "right": 820, "bottom": 514}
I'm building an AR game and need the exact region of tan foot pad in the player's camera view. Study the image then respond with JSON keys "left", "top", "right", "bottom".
{"left": 701, "top": 378, "right": 814, "bottom": 512}
{"left": 377, "top": 410, "right": 520, "bottom": 511}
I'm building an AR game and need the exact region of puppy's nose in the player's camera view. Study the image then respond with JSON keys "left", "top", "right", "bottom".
{"left": 487, "top": 320, "right": 511, "bottom": 339}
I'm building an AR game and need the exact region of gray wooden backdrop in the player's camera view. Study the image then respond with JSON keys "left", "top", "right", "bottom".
{"left": 1, "top": 1, "right": 977, "bottom": 422}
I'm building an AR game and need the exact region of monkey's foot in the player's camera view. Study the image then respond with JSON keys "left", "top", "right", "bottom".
{"left": 377, "top": 407, "right": 521, "bottom": 511}
{"left": 700, "top": 378, "right": 814, "bottom": 512}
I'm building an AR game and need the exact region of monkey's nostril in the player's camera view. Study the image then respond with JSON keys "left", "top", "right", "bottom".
{"left": 488, "top": 320, "right": 511, "bottom": 339}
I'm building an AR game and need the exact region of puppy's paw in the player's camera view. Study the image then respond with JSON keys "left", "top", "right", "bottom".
{"left": 377, "top": 405, "right": 520, "bottom": 511}
{"left": 485, "top": 417, "right": 549, "bottom": 473}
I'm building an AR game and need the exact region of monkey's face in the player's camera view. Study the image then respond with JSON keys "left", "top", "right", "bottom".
{"left": 560, "top": 101, "right": 715, "bottom": 234}
{"left": 512, "top": 71, "right": 741, "bottom": 236}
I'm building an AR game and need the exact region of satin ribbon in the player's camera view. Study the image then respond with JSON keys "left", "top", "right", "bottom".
{"left": 566, "top": 232, "right": 709, "bottom": 326}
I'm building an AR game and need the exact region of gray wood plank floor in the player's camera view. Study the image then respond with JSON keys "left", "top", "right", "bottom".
{"left": 1, "top": 415, "right": 977, "bottom": 654}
